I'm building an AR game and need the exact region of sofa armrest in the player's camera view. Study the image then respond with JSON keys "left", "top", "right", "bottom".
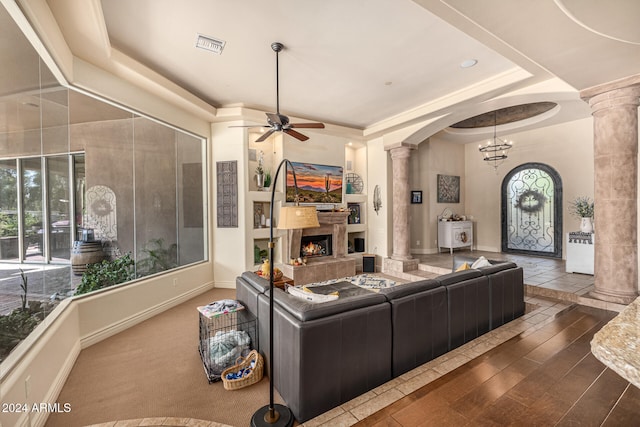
{"left": 240, "top": 271, "right": 270, "bottom": 293}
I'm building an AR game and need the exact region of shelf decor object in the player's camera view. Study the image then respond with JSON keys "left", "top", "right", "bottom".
{"left": 373, "top": 185, "right": 382, "bottom": 215}
{"left": 345, "top": 172, "right": 363, "bottom": 194}
{"left": 251, "top": 158, "right": 319, "bottom": 427}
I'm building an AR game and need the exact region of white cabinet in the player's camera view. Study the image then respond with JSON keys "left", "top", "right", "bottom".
{"left": 566, "top": 233, "right": 594, "bottom": 275}
{"left": 438, "top": 221, "right": 473, "bottom": 254}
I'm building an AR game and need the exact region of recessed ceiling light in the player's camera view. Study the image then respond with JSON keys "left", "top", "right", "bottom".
{"left": 195, "top": 34, "right": 226, "bottom": 55}
{"left": 460, "top": 59, "right": 478, "bottom": 68}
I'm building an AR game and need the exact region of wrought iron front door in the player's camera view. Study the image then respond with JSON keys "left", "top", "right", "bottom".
{"left": 501, "top": 163, "right": 562, "bottom": 257}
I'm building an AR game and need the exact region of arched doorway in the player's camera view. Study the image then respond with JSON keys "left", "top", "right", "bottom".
{"left": 501, "top": 163, "right": 562, "bottom": 257}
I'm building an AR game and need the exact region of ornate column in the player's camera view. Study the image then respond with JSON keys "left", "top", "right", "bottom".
{"left": 581, "top": 81, "right": 640, "bottom": 304}
{"left": 383, "top": 143, "right": 418, "bottom": 274}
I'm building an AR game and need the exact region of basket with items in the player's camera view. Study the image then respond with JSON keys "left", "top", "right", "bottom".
{"left": 221, "top": 349, "right": 264, "bottom": 390}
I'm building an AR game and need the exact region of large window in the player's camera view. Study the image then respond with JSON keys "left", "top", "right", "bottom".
{"left": 0, "top": 3, "right": 207, "bottom": 362}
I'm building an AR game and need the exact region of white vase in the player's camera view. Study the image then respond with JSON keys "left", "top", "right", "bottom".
{"left": 580, "top": 217, "right": 593, "bottom": 233}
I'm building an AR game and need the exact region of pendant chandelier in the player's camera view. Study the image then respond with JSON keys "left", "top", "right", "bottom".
{"left": 478, "top": 110, "right": 513, "bottom": 171}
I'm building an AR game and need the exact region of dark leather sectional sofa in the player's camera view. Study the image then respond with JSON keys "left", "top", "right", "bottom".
{"left": 236, "top": 256, "right": 524, "bottom": 423}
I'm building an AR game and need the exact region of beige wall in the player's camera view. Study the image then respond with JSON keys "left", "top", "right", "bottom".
{"left": 409, "top": 138, "right": 466, "bottom": 254}
{"left": 405, "top": 117, "right": 594, "bottom": 257}
{"left": 464, "top": 117, "right": 594, "bottom": 256}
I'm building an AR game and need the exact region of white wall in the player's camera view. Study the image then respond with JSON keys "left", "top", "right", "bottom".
{"left": 366, "top": 137, "right": 392, "bottom": 257}
{"left": 465, "top": 117, "right": 594, "bottom": 256}
{"left": 211, "top": 122, "right": 248, "bottom": 288}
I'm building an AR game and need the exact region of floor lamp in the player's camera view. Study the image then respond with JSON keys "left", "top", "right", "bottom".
{"left": 251, "top": 158, "right": 319, "bottom": 427}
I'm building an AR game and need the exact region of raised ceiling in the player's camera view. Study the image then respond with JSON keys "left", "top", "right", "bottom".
{"left": 31, "top": 1, "right": 640, "bottom": 142}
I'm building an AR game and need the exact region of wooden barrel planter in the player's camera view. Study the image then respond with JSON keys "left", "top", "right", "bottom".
{"left": 71, "top": 241, "right": 106, "bottom": 276}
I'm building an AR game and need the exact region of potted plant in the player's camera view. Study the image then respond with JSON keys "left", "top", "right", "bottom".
{"left": 255, "top": 150, "right": 265, "bottom": 190}
{"left": 570, "top": 196, "right": 594, "bottom": 233}
{"left": 263, "top": 170, "right": 272, "bottom": 191}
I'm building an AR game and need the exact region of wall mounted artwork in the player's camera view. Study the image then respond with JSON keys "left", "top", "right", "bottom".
{"left": 216, "top": 161, "right": 238, "bottom": 228}
{"left": 437, "top": 174, "right": 460, "bottom": 203}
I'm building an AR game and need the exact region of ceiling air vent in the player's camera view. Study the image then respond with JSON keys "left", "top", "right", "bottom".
{"left": 195, "top": 34, "right": 226, "bottom": 55}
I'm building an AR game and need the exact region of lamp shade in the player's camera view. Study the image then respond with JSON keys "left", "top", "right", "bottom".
{"left": 277, "top": 206, "right": 320, "bottom": 230}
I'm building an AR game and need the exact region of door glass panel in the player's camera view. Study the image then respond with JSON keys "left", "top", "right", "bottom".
{"left": 0, "top": 160, "right": 19, "bottom": 261}
{"left": 48, "top": 156, "right": 71, "bottom": 261}
{"left": 22, "top": 158, "right": 43, "bottom": 261}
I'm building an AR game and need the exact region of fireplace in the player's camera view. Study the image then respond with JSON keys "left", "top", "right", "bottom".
{"left": 280, "top": 211, "right": 355, "bottom": 285}
{"left": 301, "top": 234, "right": 332, "bottom": 258}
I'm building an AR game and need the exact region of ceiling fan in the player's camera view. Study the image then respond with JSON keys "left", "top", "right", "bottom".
{"left": 232, "top": 42, "right": 325, "bottom": 142}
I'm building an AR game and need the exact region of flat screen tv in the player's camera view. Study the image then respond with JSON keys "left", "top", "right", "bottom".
{"left": 286, "top": 162, "right": 343, "bottom": 204}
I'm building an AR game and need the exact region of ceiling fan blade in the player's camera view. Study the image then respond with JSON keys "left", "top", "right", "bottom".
{"left": 256, "top": 129, "right": 276, "bottom": 142}
{"left": 266, "top": 113, "right": 284, "bottom": 126}
{"left": 289, "top": 122, "right": 325, "bottom": 129}
{"left": 284, "top": 128, "right": 309, "bottom": 141}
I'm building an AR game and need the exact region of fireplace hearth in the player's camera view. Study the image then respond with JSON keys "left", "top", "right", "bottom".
{"left": 301, "top": 234, "right": 332, "bottom": 258}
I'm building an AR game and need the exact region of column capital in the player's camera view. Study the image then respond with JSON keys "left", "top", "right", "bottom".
{"left": 580, "top": 75, "right": 640, "bottom": 114}
{"left": 586, "top": 86, "right": 640, "bottom": 114}
{"left": 387, "top": 144, "right": 416, "bottom": 160}
{"left": 385, "top": 141, "right": 417, "bottom": 152}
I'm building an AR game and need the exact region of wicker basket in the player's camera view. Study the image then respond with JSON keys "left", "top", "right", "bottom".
{"left": 221, "top": 350, "right": 264, "bottom": 390}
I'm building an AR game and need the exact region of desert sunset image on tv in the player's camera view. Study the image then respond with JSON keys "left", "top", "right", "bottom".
{"left": 286, "top": 162, "right": 343, "bottom": 204}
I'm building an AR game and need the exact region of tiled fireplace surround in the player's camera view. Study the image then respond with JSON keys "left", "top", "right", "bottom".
{"left": 279, "top": 211, "right": 356, "bottom": 285}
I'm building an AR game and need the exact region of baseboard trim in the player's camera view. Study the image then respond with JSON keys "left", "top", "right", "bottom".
{"left": 80, "top": 281, "right": 215, "bottom": 348}
{"left": 33, "top": 341, "right": 81, "bottom": 427}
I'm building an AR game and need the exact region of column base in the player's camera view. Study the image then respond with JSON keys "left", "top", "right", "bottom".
{"left": 589, "top": 289, "right": 638, "bottom": 305}
{"left": 382, "top": 257, "right": 419, "bottom": 274}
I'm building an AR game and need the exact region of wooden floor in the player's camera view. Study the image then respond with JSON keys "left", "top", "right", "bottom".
{"left": 355, "top": 305, "right": 640, "bottom": 427}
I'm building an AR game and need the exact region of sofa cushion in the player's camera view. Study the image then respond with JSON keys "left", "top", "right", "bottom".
{"left": 452, "top": 255, "right": 480, "bottom": 271}
{"left": 271, "top": 283, "right": 387, "bottom": 322}
{"left": 471, "top": 256, "right": 491, "bottom": 269}
{"left": 379, "top": 279, "right": 442, "bottom": 300}
{"left": 455, "top": 262, "right": 471, "bottom": 272}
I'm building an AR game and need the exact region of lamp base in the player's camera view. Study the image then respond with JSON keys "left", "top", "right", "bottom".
{"left": 250, "top": 404, "right": 294, "bottom": 427}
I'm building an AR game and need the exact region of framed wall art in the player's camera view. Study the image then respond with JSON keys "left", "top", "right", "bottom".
{"left": 411, "top": 190, "right": 422, "bottom": 204}
{"left": 216, "top": 160, "right": 238, "bottom": 227}
{"left": 437, "top": 174, "right": 460, "bottom": 203}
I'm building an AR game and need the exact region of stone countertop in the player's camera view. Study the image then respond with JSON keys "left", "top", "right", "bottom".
{"left": 591, "top": 296, "right": 640, "bottom": 388}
